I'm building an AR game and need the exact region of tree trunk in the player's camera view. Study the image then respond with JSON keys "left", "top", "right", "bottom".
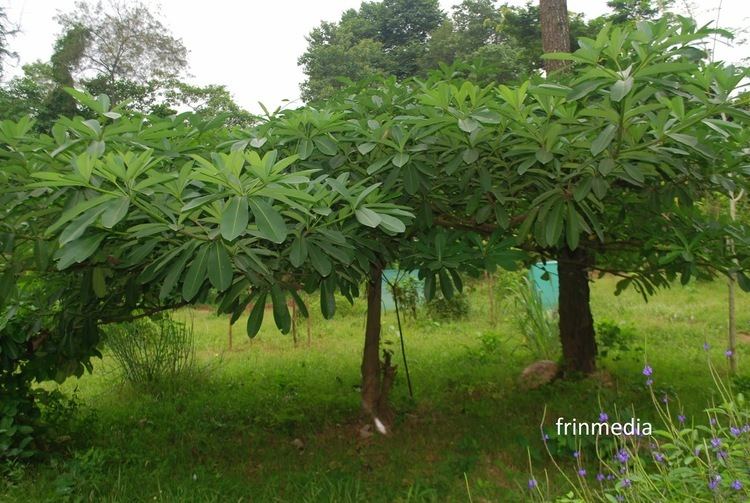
{"left": 361, "top": 262, "right": 396, "bottom": 433}
{"left": 539, "top": 0, "right": 571, "bottom": 73}
{"left": 558, "top": 247, "right": 597, "bottom": 373}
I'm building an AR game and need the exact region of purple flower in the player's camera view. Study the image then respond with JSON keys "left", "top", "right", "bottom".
{"left": 542, "top": 433, "right": 549, "bottom": 442}
{"left": 677, "top": 414, "right": 686, "bottom": 424}
{"left": 731, "top": 480, "right": 742, "bottom": 491}
{"left": 661, "top": 394, "right": 669, "bottom": 404}
{"left": 607, "top": 474, "right": 614, "bottom": 481}
{"left": 694, "top": 447, "right": 702, "bottom": 456}
{"left": 742, "top": 424, "right": 750, "bottom": 433}
{"left": 599, "top": 411, "right": 609, "bottom": 422}
{"left": 709, "top": 475, "right": 721, "bottom": 491}
{"left": 731, "top": 426, "right": 741, "bottom": 437}
{"left": 616, "top": 449, "right": 629, "bottom": 464}
{"left": 620, "top": 478, "right": 632, "bottom": 489}
{"left": 578, "top": 468, "right": 586, "bottom": 477}
{"left": 528, "top": 478, "right": 538, "bottom": 489}
{"left": 596, "top": 473, "right": 605, "bottom": 481}
{"left": 717, "top": 450, "right": 728, "bottom": 460}
{"left": 710, "top": 418, "right": 717, "bottom": 426}
{"left": 642, "top": 365, "right": 653, "bottom": 376}
{"left": 653, "top": 452, "right": 665, "bottom": 462}
{"left": 645, "top": 378, "right": 653, "bottom": 387}
{"left": 726, "top": 349, "right": 734, "bottom": 358}
{"left": 703, "top": 342, "right": 710, "bottom": 351}
{"left": 711, "top": 437, "right": 722, "bottom": 448}
{"left": 573, "top": 450, "right": 580, "bottom": 458}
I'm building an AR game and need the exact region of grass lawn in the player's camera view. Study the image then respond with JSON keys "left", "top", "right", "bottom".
{"left": 3, "top": 276, "right": 750, "bottom": 502}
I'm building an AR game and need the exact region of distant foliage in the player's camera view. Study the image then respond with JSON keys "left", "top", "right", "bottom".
{"left": 390, "top": 274, "right": 420, "bottom": 318}
{"left": 426, "top": 292, "right": 469, "bottom": 320}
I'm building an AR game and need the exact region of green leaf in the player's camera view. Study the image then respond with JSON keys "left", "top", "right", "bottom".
{"left": 610, "top": 77, "right": 633, "bottom": 102}
{"left": 92, "top": 267, "right": 107, "bottom": 298}
{"left": 598, "top": 158, "right": 615, "bottom": 176}
{"left": 314, "top": 136, "right": 338, "bottom": 156}
{"left": 54, "top": 234, "right": 104, "bottom": 270}
{"left": 438, "top": 269, "right": 453, "bottom": 299}
{"left": 290, "top": 236, "right": 308, "bottom": 268}
{"left": 298, "top": 139, "right": 314, "bottom": 160}
{"left": 462, "top": 148, "right": 479, "bottom": 164}
{"left": 100, "top": 197, "right": 129, "bottom": 228}
{"left": 565, "top": 202, "right": 580, "bottom": 250}
{"left": 535, "top": 148, "right": 553, "bottom": 164}
{"left": 320, "top": 276, "right": 336, "bottom": 319}
{"left": 378, "top": 214, "right": 406, "bottom": 233}
{"left": 182, "top": 245, "right": 209, "bottom": 301}
{"left": 207, "top": 242, "right": 233, "bottom": 292}
{"left": 221, "top": 196, "right": 249, "bottom": 241}
{"left": 249, "top": 199, "right": 288, "bottom": 244}
{"left": 737, "top": 272, "right": 750, "bottom": 292}
{"left": 246, "top": 291, "right": 267, "bottom": 338}
{"left": 392, "top": 152, "right": 410, "bottom": 168}
{"left": 270, "top": 284, "right": 291, "bottom": 334}
{"left": 59, "top": 207, "right": 105, "bottom": 246}
{"left": 355, "top": 207, "right": 382, "bottom": 228}
{"left": 591, "top": 124, "right": 617, "bottom": 156}
{"left": 357, "top": 142, "right": 376, "bottom": 155}
{"left": 309, "top": 244, "right": 332, "bottom": 277}
{"left": 423, "top": 273, "right": 435, "bottom": 301}
{"left": 159, "top": 246, "right": 194, "bottom": 300}
{"left": 623, "top": 163, "right": 645, "bottom": 183}
{"left": 458, "top": 117, "right": 479, "bottom": 133}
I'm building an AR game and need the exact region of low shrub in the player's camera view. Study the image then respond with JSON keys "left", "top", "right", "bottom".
{"left": 103, "top": 314, "right": 195, "bottom": 390}
{"left": 426, "top": 293, "right": 469, "bottom": 321}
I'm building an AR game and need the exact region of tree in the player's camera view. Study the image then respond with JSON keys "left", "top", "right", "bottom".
{"left": 55, "top": 0, "right": 188, "bottom": 85}
{"left": 606, "top": 0, "right": 673, "bottom": 25}
{"left": 298, "top": 0, "right": 445, "bottom": 101}
{"left": 0, "top": 6, "right": 18, "bottom": 78}
{"left": 0, "top": 91, "right": 409, "bottom": 456}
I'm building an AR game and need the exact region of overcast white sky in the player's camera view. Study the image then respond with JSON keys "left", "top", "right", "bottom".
{"left": 2, "top": 0, "right": 748, "bottom": 112}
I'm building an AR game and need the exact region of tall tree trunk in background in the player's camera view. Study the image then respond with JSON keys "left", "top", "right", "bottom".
{"left": 539, "top": 0, "right": 596, "bottom": 373}
{"left": 539, "top": 0, "right": 571, "bottom": 73}
{"left": 558, "top": 247, "right": 597, "bottom": 373}
{"left": 361, "top": 262, "right": 396, "bottom": 433}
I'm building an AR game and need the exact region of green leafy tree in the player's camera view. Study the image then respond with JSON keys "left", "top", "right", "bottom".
{"left": 298, "top": 0, "right": 445, "bottom": 101}
{"left": 0, "top": 90, "right": 409, "bottom": 456}
{"left": 55, "top": 0, "right": 188, "bottom": 85}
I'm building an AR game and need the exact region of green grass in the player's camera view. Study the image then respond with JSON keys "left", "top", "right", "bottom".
{"left": 3, "top": 276, "right": 750, "bottom": 502}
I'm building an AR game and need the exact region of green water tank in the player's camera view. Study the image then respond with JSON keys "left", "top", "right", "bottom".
{"left": 528, "top": 261, "right": 559, "bottom": 310}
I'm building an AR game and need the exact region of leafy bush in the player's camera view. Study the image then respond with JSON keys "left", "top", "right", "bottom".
{"left": 529, "top": 354, "right": 750, "bottom": 501}
{"left": 390, "top": 275, "right": 421, "bottom": 319}
{"left": 426, "top": 292, "right": 469, "bottom": 321}
{"left": 103, "top": 315, "right": 195, "bottom": 390}
{"left": 595, "top": 319, "right": 640, "bottom": 361}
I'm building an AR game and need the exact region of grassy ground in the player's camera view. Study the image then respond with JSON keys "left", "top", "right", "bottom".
{"left": 2, "top": 276, "right": 750, "bottom": 502}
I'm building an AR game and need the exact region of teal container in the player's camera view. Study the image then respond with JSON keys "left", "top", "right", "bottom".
{"left": 528, "top": 261, "right": 559, "bottom": 309}
{"left": 381, "top": 269, "right": 422, "bottom": 311}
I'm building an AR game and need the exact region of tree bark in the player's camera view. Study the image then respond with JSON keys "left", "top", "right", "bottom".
{"left": 539, "top": 0, "right": 571, "bottom": 73}
{"left": 361, "top": 262, "right": 395, "bottom": 433}
{"left": 558, "top": 247, "right": 597, "bottom": 373}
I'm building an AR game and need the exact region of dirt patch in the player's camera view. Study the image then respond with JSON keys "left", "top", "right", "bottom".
{"left": 738, "top": 332, "right": 750, "bottom": 344}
